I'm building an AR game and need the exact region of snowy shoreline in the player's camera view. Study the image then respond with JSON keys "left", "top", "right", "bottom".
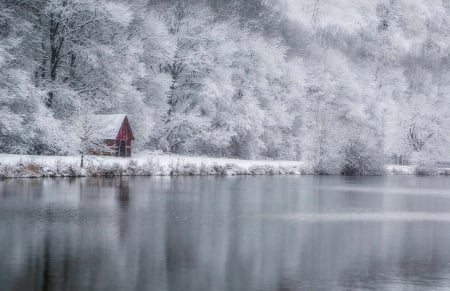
{"left": 0, "top": 154, "right": 449, "bottom": 179}
{"left": 0, "top": 153, "right": 308, "bottom": 178}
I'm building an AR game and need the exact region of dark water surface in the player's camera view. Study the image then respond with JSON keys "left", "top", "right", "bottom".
{"left": 1, "top": 176, "right": 450, "bottom": 291}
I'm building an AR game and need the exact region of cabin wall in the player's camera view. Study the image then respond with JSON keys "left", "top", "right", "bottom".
{"left": 89, "top": 116, "right": 134, "bottom": 157}
{"left": 94, "top": 140, "right": 132, "bottom": 157}
{"left": 117, "top": 118, "right": 134, "bottom": 141}
{"left": 127, "top": 140, "right": 131, "bottom": 157}
{"left": 115, "top": 119, "right": 133, "bottom": 157}
{"left": 115, "top": 139, "right": 132, "bottom": 157}
{"left": 95, "top": 139, "right": 117, "bottom": 156}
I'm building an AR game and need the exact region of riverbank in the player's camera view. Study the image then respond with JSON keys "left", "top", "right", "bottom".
{"left": 1, "top": 154, "right": 449, "bottom": 178}
{"left": 0, "top": 153, "right": 307, "bottom": 178}
{"left": 386, "top": 164, "right": 450, "bottom": 176}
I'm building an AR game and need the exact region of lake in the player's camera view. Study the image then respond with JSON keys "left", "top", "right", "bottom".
{"left": 1, "top": 176, "right": 450, "bottom": 291}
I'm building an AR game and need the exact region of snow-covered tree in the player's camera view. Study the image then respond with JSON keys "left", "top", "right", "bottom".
{"left": 2, "top": 0, "right": 450, "bottom": 169}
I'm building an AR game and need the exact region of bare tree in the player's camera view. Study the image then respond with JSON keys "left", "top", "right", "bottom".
{"left": 407, "top": 120, "right": 436, "bottom": 153}
{"left": 76, "top": 114, "right": 110, "bottom": 168}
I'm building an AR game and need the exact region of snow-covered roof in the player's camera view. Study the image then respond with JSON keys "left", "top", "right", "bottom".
{"left": 90, "top": 114, "right": 127, "bottom": 140}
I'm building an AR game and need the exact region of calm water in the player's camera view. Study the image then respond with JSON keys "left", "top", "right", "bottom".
{"left": 1, "top": 176, "right": 450, "bottom": 291}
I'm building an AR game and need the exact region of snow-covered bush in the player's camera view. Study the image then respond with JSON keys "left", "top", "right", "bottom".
{"left": 63, "top": 164, "right": 81, "bottom": 177}
{"left": 93, "top": 163, "right": 123, "bottom": 177}
{"left": 414, "top": 165, "right": 439, "bottom": 176}
{"left": 126, "top": 160, "right": 139, "bottom": 175}
{"left": 141, "top": 159, "right": 160, "bottom": 176}
{"left": 340, "top": 138, "right": 384, "bottom": 176}
{"left": 211, "top": 164, "right": 226, "bottom": 175}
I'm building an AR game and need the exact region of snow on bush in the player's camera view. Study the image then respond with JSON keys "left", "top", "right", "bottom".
{"left": 340, "top": 138, "right": 384, "bottom": 176}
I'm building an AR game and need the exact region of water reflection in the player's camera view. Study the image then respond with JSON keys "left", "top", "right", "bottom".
{"left": 1, "top": 176, "right": 450, "bottom": 291}
{"left": 116, "top": 178, "right": 130, "bottom": 208}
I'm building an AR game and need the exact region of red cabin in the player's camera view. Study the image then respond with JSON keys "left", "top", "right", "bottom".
{"left": 91, "top": 114, "right": 135, "bottom": 157}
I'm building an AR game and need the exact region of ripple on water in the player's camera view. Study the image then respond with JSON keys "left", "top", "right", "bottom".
{"left": 272, "top": 212, "right": 450, "bottom": 223}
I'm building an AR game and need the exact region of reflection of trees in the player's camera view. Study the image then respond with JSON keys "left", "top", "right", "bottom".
{"left": 2, "top": 177, "right": 450, "bottom": 290}
{"left": 117, "top": 177, "right": 130, "bottom": 241}
{"left": 117, "top": 178, "right": 130, "bottom": 209}
{"left": 42, "top": 233, "right": 51, "bottom": 291}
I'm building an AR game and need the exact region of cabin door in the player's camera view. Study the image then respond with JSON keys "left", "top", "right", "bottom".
{"left": 119, "top": 140, "right": 126, "bottom": 157}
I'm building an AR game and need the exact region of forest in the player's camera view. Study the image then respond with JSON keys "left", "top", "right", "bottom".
{"left": 1, "top": 0, "right": 450, "bottom": 174}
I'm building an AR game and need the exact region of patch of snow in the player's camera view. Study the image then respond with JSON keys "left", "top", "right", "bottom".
{"left": 385, "top": 164, "right": 416, "bottom": 175}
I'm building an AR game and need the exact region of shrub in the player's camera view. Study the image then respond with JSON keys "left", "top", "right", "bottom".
{"left": 25, "top": 162, "right": 41, "bottom": 175}
{"left": 142, "top": 159, "right": 160, "bottom": 176}
{"left": 102, "top": 163, "right": 123, "bottom": 177}
{"left": 248, "top": 165, "right": 266, "bottom": 175}
{"left": 126, "top": 160, "right": 139, "bottom": 175}
{"left": 14, "top": 161, "right": 28, "bottom": 177}
{"left": 66, "top": 164, "right": 80, "bottom": 177}
{"left": 199, "top": 163, "right": 209, "bottom": 175}
{"left": 212, "top": 163, "right": 226, "bottom": 175}
{"left": 181, "top": 162, "right": 198, "bottom": 175}
{"left": 415, "top": 165, "right": 439, "bottom": 176}
{"left": 340, "top": 138, "right": 384, "bottom": 176}
{"left": 0, "top": 164, "right": 14, "bottom": 178}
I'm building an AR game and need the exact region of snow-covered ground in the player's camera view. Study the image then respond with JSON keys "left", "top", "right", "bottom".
{"left": 0, "top": 153, "right": 308, "bottom": 178}
{"left": 1, "top": 153, "right": 449, "bottom": 178}
{"left": 385, "top": 164, "right": 450, "bottom": 176}
{"left": 385, "top": 164, "right": 416, "bottom": 175}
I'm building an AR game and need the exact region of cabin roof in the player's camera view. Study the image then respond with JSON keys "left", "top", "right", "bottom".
{"left": 91, "top": 114, "right": 128, "bottom": 140}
